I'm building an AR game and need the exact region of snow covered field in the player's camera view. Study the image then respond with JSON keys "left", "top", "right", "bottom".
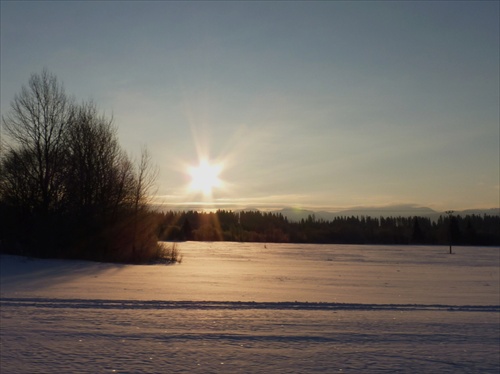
{"left": 1, "top": 243, "right": 499, "bottom": 373}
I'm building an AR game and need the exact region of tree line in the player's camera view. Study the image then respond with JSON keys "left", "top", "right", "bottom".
{"left": 157, "top": 210, "right": 500, "bottom": 246}
{"left": 0, "top": 70, "right": 168, "bottom": 263}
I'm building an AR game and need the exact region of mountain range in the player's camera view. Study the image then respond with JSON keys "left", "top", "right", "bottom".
{"left": 272, "top": 205, "right": 500, "bottom": 222}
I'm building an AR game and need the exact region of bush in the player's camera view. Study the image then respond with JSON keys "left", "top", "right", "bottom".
{"left": 157, "top": 242, "right": 183, "bottom": 264}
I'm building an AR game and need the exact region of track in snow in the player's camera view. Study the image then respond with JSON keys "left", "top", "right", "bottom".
{"left": 1, "top": 297, "right": 498, "bottom": 312}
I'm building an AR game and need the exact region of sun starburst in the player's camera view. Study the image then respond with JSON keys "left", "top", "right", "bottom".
{"left": 188, "top": 159, "right": 222, "bottom": 196}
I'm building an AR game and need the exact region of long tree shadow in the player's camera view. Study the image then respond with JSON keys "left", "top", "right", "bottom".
{"left": 0, "top": 254, "right": 128, "bottom": 293}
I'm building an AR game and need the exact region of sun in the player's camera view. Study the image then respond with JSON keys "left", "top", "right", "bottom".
{"left": 188, "top": 159, "right": 222, "bottom": 196}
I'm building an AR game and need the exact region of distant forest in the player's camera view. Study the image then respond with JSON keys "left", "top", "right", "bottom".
{"left": 157, "top": 210, "right": 500, "bottom": 246}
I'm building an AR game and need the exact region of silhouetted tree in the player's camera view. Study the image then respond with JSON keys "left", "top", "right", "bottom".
{"left": 181, "top": 219, "right": 193, "bottom": 240}
{"left": 1, "top": 69, "right": 74, "bottom": 217}
{"left": 0, "top": 70, "right": 162, "bottom": 262}
{"left": 411, "top": 217, "right": 425, "bottom": 244}
{"left": 64, "top": 101, "right": 136, "bottom": 220}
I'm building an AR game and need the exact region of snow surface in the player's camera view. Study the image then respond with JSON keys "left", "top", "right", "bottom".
{"left": 1, "top": 243, "right": 499, "bottom": 373}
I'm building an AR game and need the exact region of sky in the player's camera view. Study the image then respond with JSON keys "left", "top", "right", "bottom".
{"left": 1, "top": 1, "right": 499, "bottom": 212}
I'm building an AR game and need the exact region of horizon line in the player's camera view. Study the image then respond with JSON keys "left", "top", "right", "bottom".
{"left": 149, "top": 201, "right": 500, "bottom": 215}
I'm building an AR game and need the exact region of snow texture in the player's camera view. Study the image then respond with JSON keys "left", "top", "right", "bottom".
{"left": 1, "top": 243, "right": 499, "bottom": 373}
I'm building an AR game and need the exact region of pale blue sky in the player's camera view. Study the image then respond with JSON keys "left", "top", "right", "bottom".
{"left": 1, "top": 1, "right": 499, "bottom": 211}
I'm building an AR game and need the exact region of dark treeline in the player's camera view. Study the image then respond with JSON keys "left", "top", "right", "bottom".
{"left": 157, "top": 210, "right": 500, "bottom": 246}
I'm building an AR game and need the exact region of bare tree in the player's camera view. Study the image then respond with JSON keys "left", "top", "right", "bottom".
{"left": 2, "top": 69, "right": 74, "bottom": 215}
{"left": 64, "top": 102, "right": 136, "bottom": 218}
{"left": 133, "top": 147, "right": 159, "bottom": 212}
{"left": 130, "top": 147, "right": 159, "bottom": 258}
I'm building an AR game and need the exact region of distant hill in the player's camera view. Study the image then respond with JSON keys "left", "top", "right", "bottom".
{"left": 274, "top": 205, "right": 499, "bottom": 222}
{"left": 458, "top": 208, "right": 500, "bottom": 216}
